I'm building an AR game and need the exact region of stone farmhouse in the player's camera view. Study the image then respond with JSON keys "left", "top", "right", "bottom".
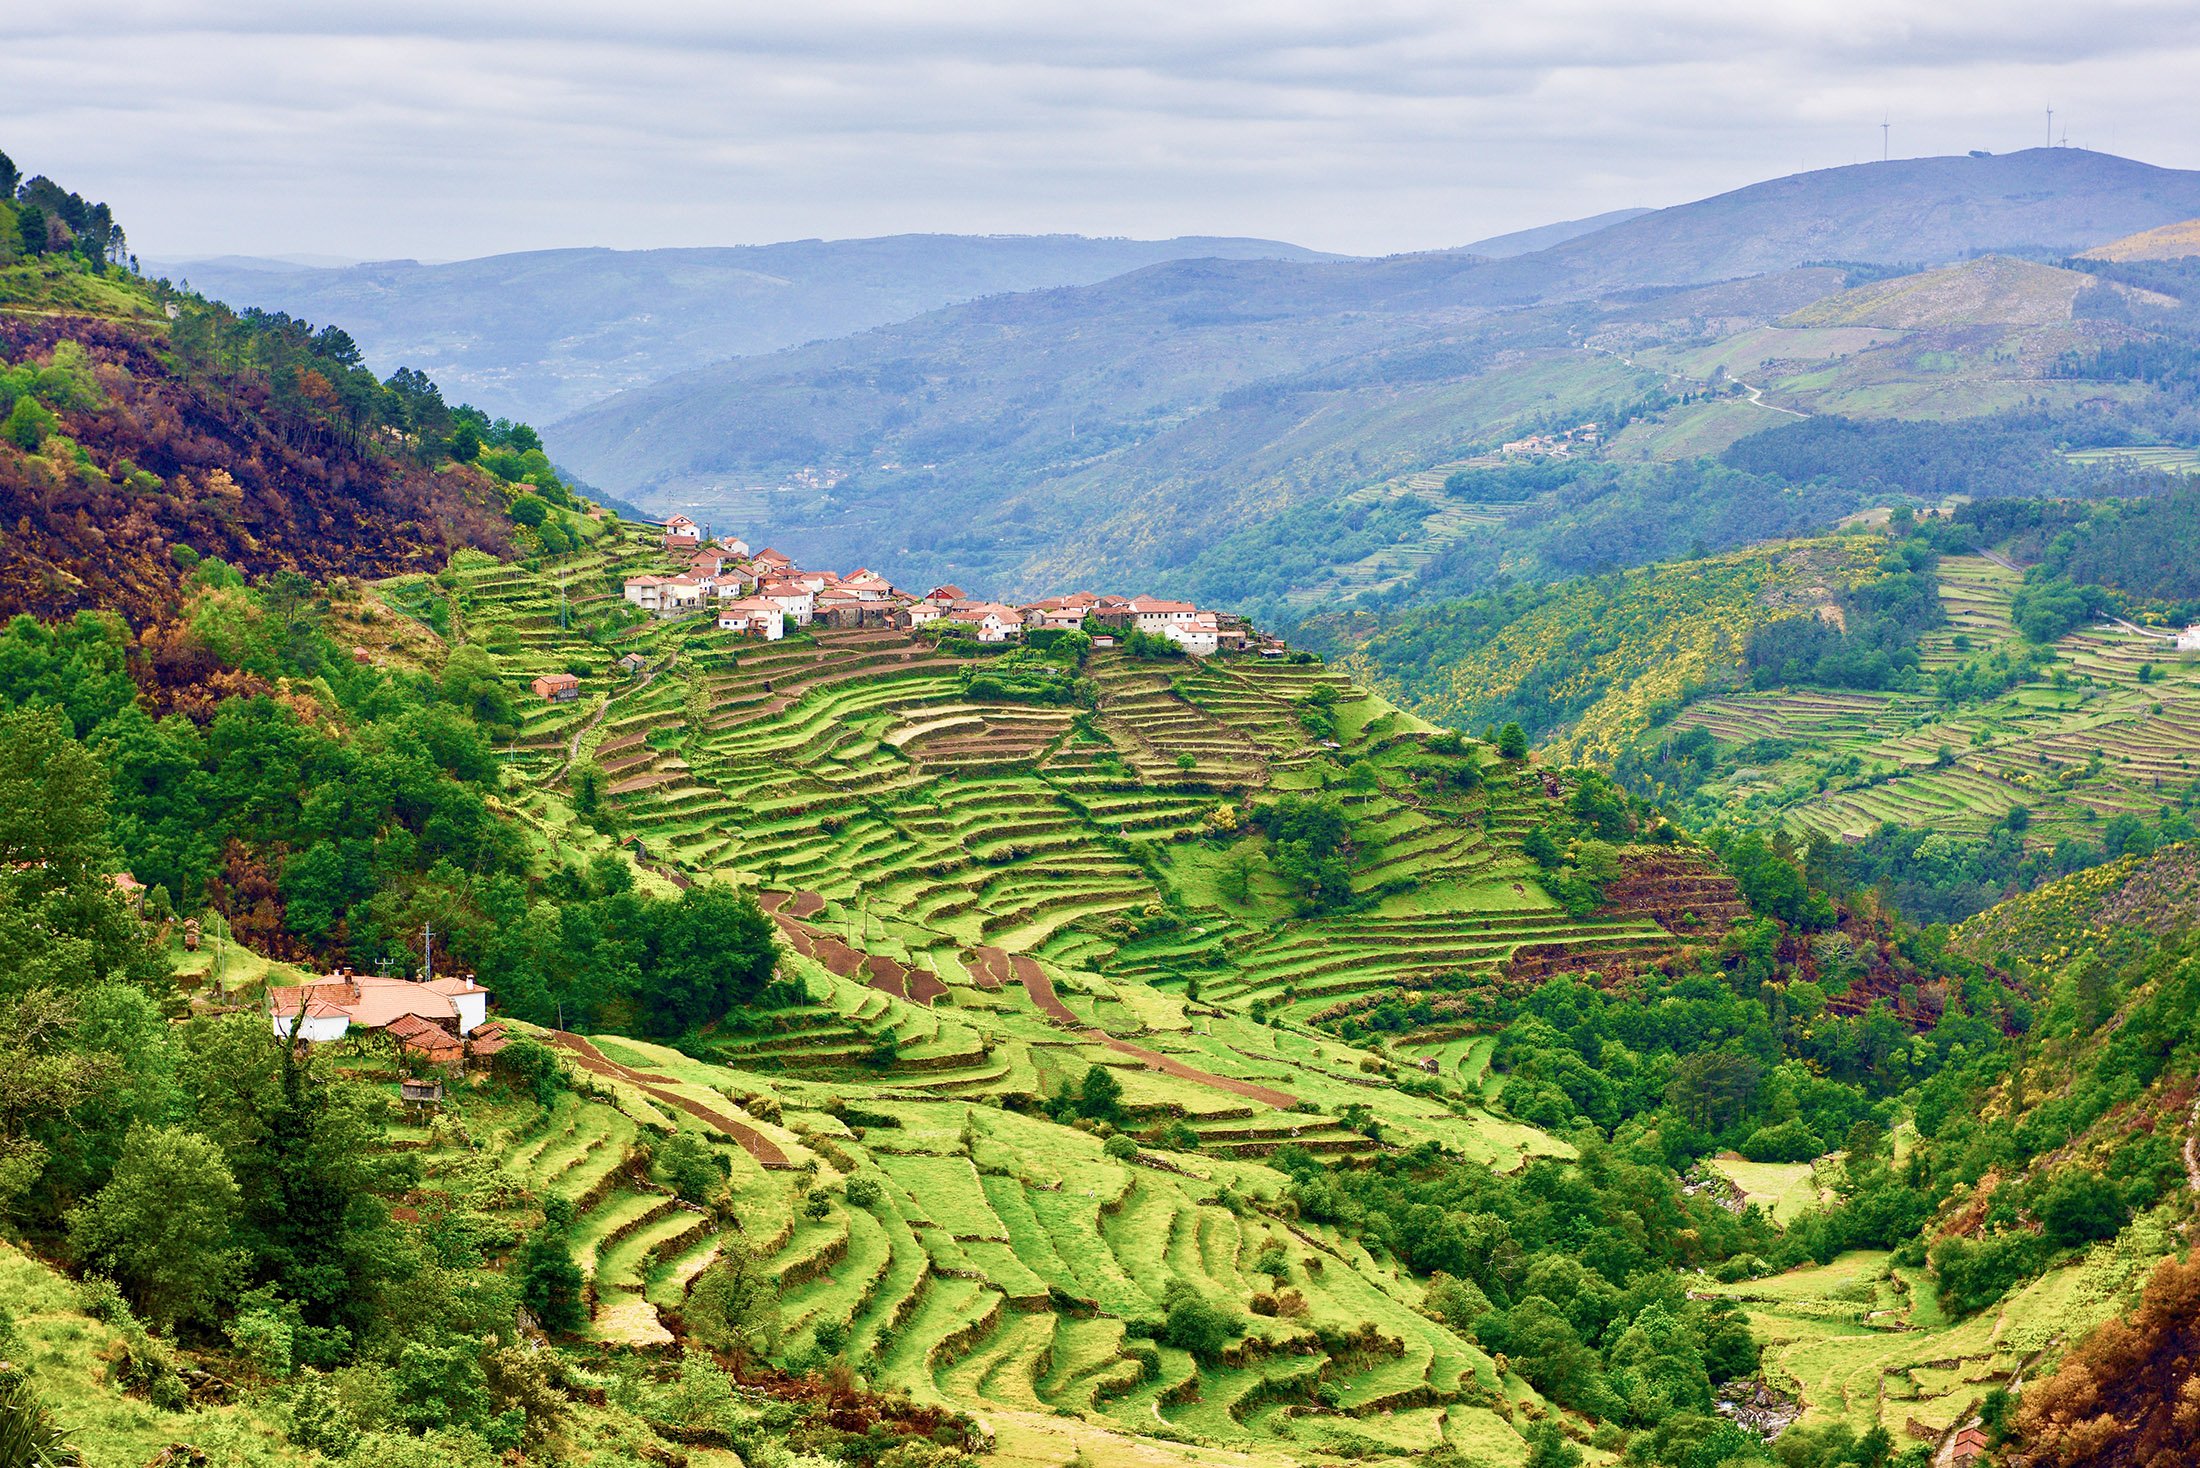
{"left": 531, "top": 672, "right": 581, "bottom": 702}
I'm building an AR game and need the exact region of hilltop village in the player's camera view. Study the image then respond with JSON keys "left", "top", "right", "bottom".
{"left": 615, "top": 513, "right": 1282, "bottom": 657}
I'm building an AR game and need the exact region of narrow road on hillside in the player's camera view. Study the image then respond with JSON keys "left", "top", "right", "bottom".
{"left": 2185, "top": 1095, "right": 2200, "bottom": 1195}
{"left": 2102, "top": 613, "right": 2178, "bottom": 643}
{"left": 1582, "top": 341, "right": 1809, "bottom": 421}
{"left": 1739, "top": 380, "right": 1807, "bottom": 418}
{"left": 980, "top": 946, "right": 1299, "bottom": 1109}
{"left": 549, "top": 660, "right": 663, "bottom": 785}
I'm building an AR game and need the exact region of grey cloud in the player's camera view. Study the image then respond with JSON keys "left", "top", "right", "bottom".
{"left": 3, "top": 3, "right": 2197, "bottom": 259}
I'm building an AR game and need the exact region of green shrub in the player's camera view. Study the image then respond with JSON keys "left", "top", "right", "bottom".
{"left": 2037, "top": 1169, "right": 2128, "bottom": 1247}
{"left": 1157, "top": 1120, "right": 1202, "bottom": 1151}
{"left": 1931, "top": 1231, "right": 2048, "bottom": 1317}
{"left": 1159, "top": 1283, "right": 1241, "bottom": 1361}
{"left": 657, "top": 1132, "right": 725, "bottom": 1204}
{"left": 1738, "top": 1118, "right": 1820, "bottom": 1163}
{"left": 517, "top": 1208, "right": 586, "bottom": 1336}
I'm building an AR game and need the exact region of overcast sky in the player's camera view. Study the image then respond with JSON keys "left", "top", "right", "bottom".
{"left": 6, "top": 1, "right": 2200, "bottom": 262}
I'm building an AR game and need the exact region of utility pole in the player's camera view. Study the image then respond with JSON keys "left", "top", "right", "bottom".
{"left": 422, "top": 921, "right": 434, "bottom": 984}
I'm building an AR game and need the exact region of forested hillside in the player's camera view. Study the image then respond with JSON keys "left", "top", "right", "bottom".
{"left": 1350, "top": 490, "right": 2200, "bottom": 933}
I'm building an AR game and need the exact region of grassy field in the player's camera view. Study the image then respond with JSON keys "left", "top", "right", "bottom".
{"left": 1697, "top": 1209, "right": 2181, "bottom": 1440}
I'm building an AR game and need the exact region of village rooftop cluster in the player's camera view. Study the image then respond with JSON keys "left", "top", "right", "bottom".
{"left": 605, "top": 515, "right": 1279, "bottom": 659}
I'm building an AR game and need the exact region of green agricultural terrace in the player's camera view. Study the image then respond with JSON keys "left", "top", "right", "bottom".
{"left": 357, "top": 519, "right": 1753, "bottom": 1463}
{"left": 1667, "top": 554, "right": 2200, "bottom": 852}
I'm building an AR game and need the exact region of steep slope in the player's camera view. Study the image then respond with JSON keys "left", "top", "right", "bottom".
{"left": 0, "top": 264, "right": 516, "bottom": 625}
{"left": 1781, "top": 255, "right": 2107, "bottom": 330}
{"left": 158, "top": 234, "right": 1343, "bottom": 423}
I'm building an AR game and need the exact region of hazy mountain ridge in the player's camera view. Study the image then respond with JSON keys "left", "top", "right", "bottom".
{"left": 547, "top": 150, "right": 2200, "bottom": 601}
{"left": 154, "top": 233, "right": 1344, "bottom": 422}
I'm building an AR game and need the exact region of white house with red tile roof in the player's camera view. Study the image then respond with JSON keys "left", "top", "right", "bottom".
{"left": 1129, "top": 597, "right": 1198, "bottom": 633}
{"left": 945, "top": 602, "right": 1025, "bottom": 643}
{"left": 691, "top": 547, "right": 751, "bottom": 578}
{"left": 717, "top": 597, "right": 786, "bottom": 639}
{"left": 661, "top": 514, "right": 701, "bottom": 550}
{"left": 623, "top": 574, "right": 673, "bottom": 613}
{"left": 752, "top": 547, "right": 793, "bottom": 568}
{"left": 760, "top": 579, "right": 815, "bottom": 625}
{"left": 271, "top": 972, "right": 492, "bottom": 1045}
{"left": 717, "top": 535, "right": 751, "bottom": 556}
{"left": 1021, "top": 601, "right": 1089, "bottom": 630}
{"left": 1162, "top": 611, "right": 1221, "bottom": 656}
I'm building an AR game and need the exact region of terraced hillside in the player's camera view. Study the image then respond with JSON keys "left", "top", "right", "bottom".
{"left": 376, "top": 523, "right": 1748, "bottom": 1461}
{"left": 480, "top": 1017, "right": 1571, "bottom": 1463}
{"left": 1695, "top": 1219, "right": 2183, "bottom": 1447}
{"left": 1669, "top": 554, "right": 2200, "bottom": 852}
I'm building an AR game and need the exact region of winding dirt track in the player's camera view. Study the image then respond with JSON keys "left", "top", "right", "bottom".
{"left": 758, "top": 891, "right": 948, "bottom": 1003}
{"left": 977, "top": 945, "right": 1297, "bottom": 1110}
{"left": 751, "top": 899, "right": 1295, "bottom": 1109}
{"left": 548, "top": 1030, "right": 792, "bottom": 1168}
{"left": 2186, "top": 1095, "right": 2200, "bottom": 1195}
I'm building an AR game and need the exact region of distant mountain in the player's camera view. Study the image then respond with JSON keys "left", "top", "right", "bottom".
{"left": 1485, "top": 148, "right": 2200, "bottom": 296}
{"left": 152, "top": 234, "right": 1342, "bottom": 422}
{"left": 548, "top": 150, "right": 2200, "bottom": 602}
{"left": 1454, "top": 207, "right": 1652, "bottom": 260}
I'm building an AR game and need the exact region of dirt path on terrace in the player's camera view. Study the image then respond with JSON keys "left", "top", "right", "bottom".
{"left": 743, "top": 902, "right": 1292, "bottom": 1108}
{"left": 759, "top": 891, "right": 947, "bottom": 1004}
{"left": 550, "top": 660, "right": 664, "bottom": 785}
{"left": 976, "top": 946, "right": 1297, "bottom": 1110}
{"left": 548, "top": 1030, "right": 792, "bottom": 1168}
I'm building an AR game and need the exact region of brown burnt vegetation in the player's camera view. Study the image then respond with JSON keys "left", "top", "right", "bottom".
{"left": 0, "top": 313, "right": 509, "bottom": 627}
{"left": 2008, "top": 1250, "right": 2200, "bottom": 1468}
